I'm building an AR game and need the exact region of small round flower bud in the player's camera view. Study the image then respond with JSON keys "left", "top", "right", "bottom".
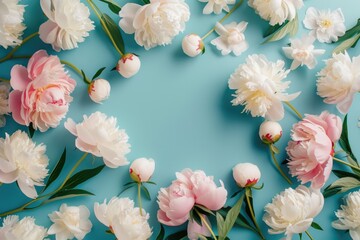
{"left": 129, "top": 158, "right": 155, "bottom": 183}
{"left": 233, "top": 163, "right": 261, "bottom": 188}
{"left": 182, "top": 34, "right": 204, "bottom": 57}
{"left": 116, "top": 53, "right": 141, "bottom": 78}
{"left": 259, "top": 121, "right": 282, "bottom": 144}
{"left": 88, "top": 79, "right": 111, "bottom": 103}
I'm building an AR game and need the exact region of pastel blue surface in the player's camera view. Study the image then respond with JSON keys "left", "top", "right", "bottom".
{"left": 0, "top": 0, "right": 360, "bottom": 239}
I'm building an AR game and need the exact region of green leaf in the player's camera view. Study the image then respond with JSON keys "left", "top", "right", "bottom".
{"left": 219, "top": 195, "right": 245, "bottom": 240}
{"left": 299, "top": 233, "right": 303, "bottom": 240}
{"left": 194, "top": 205, "right": 215, "bottom": 216}
{"left": 101, "top": 13, "right": 125, "bottom": 54}
{"left": 230, "top": 189, "right": 243, "bottom": 198}
{"left": 216, "top": 212, "right": 225, "bottom": 240}
{"left": 218, "top": 207, "right": 257, "bottom": 233}
{"left": 142, "top": 184, "right": 151, "bottom": 200}
{"left": 145, "top": 181, "right": 157, "bottom": 185}
{"left": 156, "top": 224, "right": 165, "bottom": 240}
{"left": 191, "top": 209, "right": 202, "bottom": 226}
{"left": 333, "top": 33, "right": 360, "bottom": 54}
{"left": 99, "top": 0, "right": 121, "bottom": 14}
{"left": 263, "top": 15, "right": 298, "bottom": 43}
{"left": 62, "top": 165, "right": 105, "bottom": 190}
{"left": 245, "top": 188, "right": 255, "bottom": 227}
{"left": 270, "top": 144, "right": 280, "bottom": 154}
{"left": 142, "top": 0, "right": 150, "bottom": 3}
{"left": 337, "top": 19, "right": 360, "bottom": 42}
{"left": 48, "top": 189, "right": 94, "bottom": 201}
{"left": 80, "top": 69, "right": 90, "bottom": 84}
{"left": 118, "top": 183, "right": 136, "bottom": 196}
{"left": 92, "top": 67, "right": 106, "bottom": 80}
{"left": 263, "top": 21, "right": 288, "bottom": 38}
{"left": 339, "top": 115, "right": 358, "bottom": 162}
{"left": 323, "top": 177, "right": 360, "bottom": 197}
{"left": 311, "top": 222, "right": 323, "bottom": 231}
{"left": 28, "top": 123, "right": 35, "bottom": 138}
{"left": 332, "top": 170, "right": 360, "bottom": 181}
{"left": 123, "top": 181, "right": 137, "bottom": 187}
{"left": 323, "top": 185, "right": 342, "bottom": 198}
{"left": 165, "top": 230, "right": 187, "bottom": 240}
{"left": 43, "top": 148, "right": 66, "bottom": 191}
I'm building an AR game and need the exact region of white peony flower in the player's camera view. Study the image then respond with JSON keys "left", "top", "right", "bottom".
{"left": 283, "top": 35, "right": 325, "bottom": 70}
{"left": 0, "top": 0, "right": 26, "bottom": 49}
{"left": 198, "top": 0, "right": 235, "bottom": 14}
{"left": 263, "top": 185, "right": 324, "bottom": 240}
{"left": 211, "top": 21, "right": 248, "bottom": 56}
{"left": 232, "top": 163, "right": 261, "bottom": 188}
{"left": 0, "top": 83, "right": 10, "bottom": 127}
{"left": 228, "top": 54, "right": 300, "bottom": 121}
{"left": 0, "top": 215, "right": 48, "bottom": 240}
{"left": 130, "top": 158, "right": 155, "bottom": 182}
{"left": 88, "top": 79, "right": 111, "bottom": 104}
{"left": 182, "top": 34, "right": 204, "bottom": 57}
{"left": 48, "top": 204, "right": 92, "bottom": 240}
{"left": 119, "top": 0, "right": 190, "bottom": 50}
{"left": 303, "top": 7, "right": 346, "bottom": 43}
{"left": 332, "top": 190, "right": 360, "bottom": 240}
{"left": 116, "top": 53, "right": 141, "bottom": 78}
{"left": 317, "top": 51, "right": 360, "bottom": 114}
{"left": 39, "top": 0, "right": 95, "bottom": 51}
{"left": 259, "top": 121, "right": 282, "bottom": 144}
{"left": 64, "top": 111, "right": 131, "bottom": 168}
{"left": 94, "top": 197, "right": 152, "bottom": 240}
{"left": 0, "top": 130, "right": 49, "bottom": 199}
{"left": 248, "top": 0, "right": 303, "bottom": 26}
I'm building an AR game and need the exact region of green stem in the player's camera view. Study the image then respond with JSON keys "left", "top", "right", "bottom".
{"left": 60, "top": 60, "right": 91, "bottom": 84}
{"left": 0, "top": 78, "right": 9, "bottom": 82}
{"left": 201, "top": 0, "right": 244, "bottom": 40}
{"left": 333, "top": 157, "right": 360, "bottom": 171}
{"left": 305, "top": 230, "right": 314, "bottom": 240}
{"left": 87, "top": 0, "right": 124, "bottom": 56}
{"left": 0, "top": 152, "right": 88, "bottom": 217}
{"left": 284, "top": 101, "right": 303, "bottom": 119}
{"left": 194, "top": 209, "right": 217, "bottom": 240}
{"left": 269, "top": 145, "right": 292, "bottom": 184}
{"left": 0, "top": 32, "right": 38, "bottom": 64}
{"left": 245, "top": 189, "right": 265, "bottom": 240}
{"left": 137, "top": 183, "right": 143, "bottom": 216}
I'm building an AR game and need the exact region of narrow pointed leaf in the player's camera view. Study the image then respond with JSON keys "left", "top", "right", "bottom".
{"left": 118, "top": 184, "right": 136, "bottom": 196}
{"left": 48, "top": 189, "right": 94, "bottom": 200}
{"left": 142, "top": 185, "right": 151, "bottom": 200}
{"left": 92, "top": 67, "right": 106, "bottom": 80}
{"left": 339, "top": 115, "right": 357, "bottom": 162}
{"left": 323, "top": 177, "right": 360, "bottom": 197}
{"left": 263, "top": 16, "right": 298, "bottom": 43}
{"left": 332, "top": 170, "right": 360, "bottom": 181}
{"left": 337, "top": 19, "right": 360, "bottom": 42}
{"left": 195, "top": 204, "right": 215, "bottom": 216}
{"left": 44, "top": 148, "right": 66, "bottom": 191}
{"left": 145, "top": 181, "right": 157, "bottom": 185}
{"left": 101, "top": 13, "right": 125, "bottom": 54}
{"left": 28, "top": 123, "right": 35, "bottom": 138}
{"left": 123, "top": 181, "right": 137, "bottom": 187}
{"left": 62, "top": 165, "right": 105, "bottom": 190}
{"left": 165, "top": 230, "right": 187, "bottom": 240}
{"left": 311, "top": 222, "right": 323, "bottom": 231}
{"left": 220, "top": 195, "right": 245, "bottom": 239}
{"left": 333, "top": 34, "right": 360, "bottom": 54}
{"left": 216, "top": 212, "right": 225, "bottom": 240}
{"left": 156, "top": 224, "right": 165, "bottom": 240}
{"left": 263, "top": 21, "right": 288, "bottom": 38}
{"left": 99, "top": 0, "right": 121, "bottom": 14}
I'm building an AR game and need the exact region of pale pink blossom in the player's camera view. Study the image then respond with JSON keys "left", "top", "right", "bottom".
{"left": 286, "top": 111, "right": 342, "bottom": 189}
{"left": 187, "top": 215, "right": 211, "bottom": 240}
{"left": 9, "top": 50, "right": 76, "bottom": 132}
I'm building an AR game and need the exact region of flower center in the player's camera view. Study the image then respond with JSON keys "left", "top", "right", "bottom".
{"left": 319, "top": 19, "right": 332, "bottom": 29}
{"left": 293, "top": 50, "right": 309, "bottom": 61}
{"left": 227, "top": 29, "right": 243, "bottom": 45}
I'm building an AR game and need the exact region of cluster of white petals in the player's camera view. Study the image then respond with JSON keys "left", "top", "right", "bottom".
{"left": 303, "top": 7, "right": 345, "bottom": 43}
{"left": 198, "top": 0, "right": 235, "bottom": 14}
{"left": 94, "top": 197, "right": 152, "bottom": 240}
{"left": 317, "top": 51, "right": 360, "bottom": 114}
{"left": 249, "top": 0, "right": 303, "bottom": 26}
{"left": 332, "top": 190, "right": 360, "bottom": 240}
{"left": 228, "top": 54, "right": 300, "bottom": 121}
{"left": 0, "top": 0, "right": 26, "bottom": 49}
{"left": 0, "top": 215, "right": 48, "bottom": 240}
{"left": 263, "top": 185, "right": 324, "bottom": 240}
{"left": 0, "top": 130, "right": 49, "bottom": 199}
{"left": 119, "top": 0, "right": 190, "bottom": 50}
{"left": 48, "top": 204, "right": 92, "bottom": 240}
{"left": 39, "top": 0, "right": 95, "bottom": 51}
{"left": 211, "top": 21, "right": 248, "bottom": 56}
{"left": 65, "top": 111, "right": 131, "bottom": 168}
{"left": 0, "top": 83, "right": 10, "bottom": 127}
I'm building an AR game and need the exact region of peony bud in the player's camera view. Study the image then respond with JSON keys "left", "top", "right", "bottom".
{"left": 182, "top": 34, "right": 204, "bottom": 57}
{"left": 116, "top": 53, "right": 141, "bottom": 78}
{"left": 88, "top": 79, "right": 111, "bottom": 103}
{"left": 259, "top": 121, "right": 282, "bottom": 144}
{"left": 129, "top": 158, "right": 155, "bottom": 182}
{"left": 233, "top": 163, "right": 261, "bottom": 188}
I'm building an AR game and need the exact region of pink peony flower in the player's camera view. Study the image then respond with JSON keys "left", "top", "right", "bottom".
{"left": 187, "top": 216, "right": 211, "bottom": 240}
{"left": 9, "top": 50, "right": 76, "bottom": 132}
{"left": 287, "top": 111, "right": 342, "bottom": 189}
{"left": 157, "top": 169, "right": 228, "bottom": 226}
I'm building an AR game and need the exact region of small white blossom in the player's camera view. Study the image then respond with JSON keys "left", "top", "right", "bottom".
{"left": 119, "top": 0, "right": 190, "bottom": 50}
{"left": 249, "top": 0, "right": 303, "bottom": 26}
{"left": 182, "top": 34, "right": 204, "bottom": 57}
{"left": 198, "top": 0, "right": 235, "bottom": 14}
{"left": 283, "top": 35, "right": 325, "bottom": 70}
{"left": 232, "top": 163, "right": 261, "bottom": 187}
{"left": 303, "top": 7, "right": 346, "bottom": 43}
{"left": 333, "top": 190, "right": 360, "bottom": 240}
{"left": 88, "top": 79, "right": 111, "bottom": 104}
{"left": 0, "top": 0, "right": 26, "bottom": 49}
{"left": 317, "top": 51, "right": 360, "bottom": 114}
{"left": 64, "top": 111, "right": 131, "bottom": 168}
{"left": 211, "top": 21, "right": 248, "bottom": 56}
{"left": 129, "top": 158, "right": 155, "bottom": 182}
{"left": 39, "top": 0, "right": 95, "bottom": 51}
{"left": 0, "top": 130, "right": 49, "bottom": 199}
{"left": 94, "top": 197, "right": 152, "bottom": 240}
{"left": 263, "top": 185, "right": 324, "bottom": 240}
{"left": 0, "top": 215, "right": 48, "bottom": 240}
{"left": 0, "top": 83, "right": 10, "bottom": 127}
{"left": 116, "top": 53, "right": 141, "bottom": 78}
{"left": 48, "top": 204, "right": 92, "bottom": 240}
{"left": 228, "top": 54, "right": 300, "bottom": 121}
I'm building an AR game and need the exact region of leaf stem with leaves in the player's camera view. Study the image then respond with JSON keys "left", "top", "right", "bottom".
{"left": 245, "top": 189, "right": 265, "bottom": 240}
{"left": 333, "top": 157, "right": 360, "bottom": 172}
{"left": 269, "top": 145, "right": 292, "bottom": 184}
{"left": 0, "top": 32, "right": 38, "bottom": 64}
{"left": 201, "top": 0, "right": 244, "bottom": 40}
{"left": 60, "top": 60, "right": 91, "bottom": 84}
{"left": 194, "top": 208, "right": 218, "bottom": 240}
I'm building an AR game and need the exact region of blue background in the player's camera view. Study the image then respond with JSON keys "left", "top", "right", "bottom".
{"left": 0, "top": 0, "right": 360, "bottom": 239}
